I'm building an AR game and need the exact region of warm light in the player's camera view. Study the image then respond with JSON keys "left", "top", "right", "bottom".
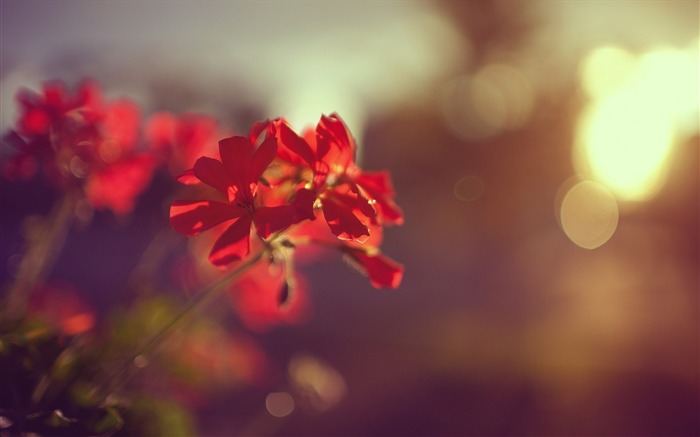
{"left": 579, "top": 93, "right": 674, "bottom": 201}
{"left": 265, "top": 392, "right": 295, "bottom": 418}
{"left": 61, "top": 313, "right": 96, "bottom": 336}
{"left": 559, "top": 180, "right": 618, "bottom": 249}
{"left": 289, "top": 355, "right": 347, "bottom": 412}
{"left": 580, "top": 46, "right": 636, "bottom": 99}
{"left": 472, "top": 64, "right": 534, "bottom": 131}
{"left": 442, "top": 63, "right": 535, "bottom": 141}
{"left": 575, "top": 43, "right": 699, "bottom": 201}
{"left": 453, "top": 175, "right": 485, "bottom": 202}
{"left": 270, "top": 86, "right": 365, "bottom": 153}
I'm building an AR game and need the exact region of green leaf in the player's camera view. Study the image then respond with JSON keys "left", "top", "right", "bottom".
{"left": 92, "top": 406, "right": 124, "bottom": 434}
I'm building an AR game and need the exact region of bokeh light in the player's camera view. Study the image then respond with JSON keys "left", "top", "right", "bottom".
{"left": 441, "top": 62, "right": 535, "bottom": 142}
{"left": 579, "top": 46, "right": 637, "bottom": 100}
{"left": 453, "top": 175, "right": 485, "bottom": 202}
{"left": 559, "top": 180, "right": 619, "bottom": 249}
{"left": 265, "top": 392, "right": 295, "bottom": 418}
{"left": 289, "top": 355, "right": 347, "bottom": 412}
{"left": 575, "top": 42, "right": 699, "bottom": 201}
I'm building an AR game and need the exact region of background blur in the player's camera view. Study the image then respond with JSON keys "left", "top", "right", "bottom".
{"left": 1, "top": 0, "right": 698, "bottom": 435}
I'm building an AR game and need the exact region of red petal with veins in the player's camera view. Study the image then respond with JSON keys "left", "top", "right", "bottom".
{"left": 349, "top": 183, "right": 378, "bottom": 221}
{"left": 209, "top": 215, "right": 253, "bottom": 267}
{"left": 193, "top": 156, "right": 231, "bottom": 195}
{"left": 291, "top": 188, "right": 318, "bottom": 222}
{"left": 254, "top": 206, "right": 295, "bottom": 239}
{"left": 276, "top": 121, "right": 316, "bottom": 166}
{"left": 322, "top": 196, "right": 370, "bottom": 242}
{"left": 219, "top": 136, "right": 253, "bottom": 198}
{"left": 248, "top": 119, "right": 269, "bottom": 145}
{"left": 249, "top": 136, "right": 277, "bottom": 184}
{"left": 254, "top": 188, "right": 317, "bottom": 238}
{"left": 347, "top": 249, "right": 403, "bottom": 289}
{"left": 356, "top": 171, "right": 404, "bottom": 225}
{"left": 170, "top": 200, "right": 244, "bottom": 236}
{"left": 317, "top": 113, "right": 355, "bottom": 169}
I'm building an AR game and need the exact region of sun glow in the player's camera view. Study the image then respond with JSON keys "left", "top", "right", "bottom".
{"left": 575, "top": 42, "right": 699, "bottom": 202}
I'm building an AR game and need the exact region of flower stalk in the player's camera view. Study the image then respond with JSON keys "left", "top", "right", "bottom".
{"left": 95, "top": 248, "right": 266, "bottom": 398}
{"left": 1, "top": 190, "right": 78, "bottom": 330}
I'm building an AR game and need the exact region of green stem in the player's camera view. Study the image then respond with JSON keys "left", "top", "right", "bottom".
{"left": 128, "top": 228, "right": 178, "bottom": 293}
{"left": 1, "top": 191, "right": 77, "bottom": 331}
{"left": 96, "top": 248, "right": 267, "bottom": 397}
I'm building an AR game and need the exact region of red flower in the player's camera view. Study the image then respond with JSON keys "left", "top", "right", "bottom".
{"left": 28, "top": 283, "right": 95, "bottom": 337}
{"left": 228, "top": 256, "right": 311, "bottom": 331}
{"left": 170, "top": 133, "right": 314, "bottom": 267}
{"left": 171, "top": 115, "right": 404, "bottom": 289}
{"left": 273, "top": 114, "right": 403, "bottom": 242}
{"left": 291, "top": 211, "right": 404, "bottom": 289}
{"left": 344, "top": 247, "right": 404, "bottom": 289}
{"left": 145, "top": 111, "right": 221, "bottom": 183}
{"left": 5, "top": 80, "right": 102, "bottom": 182}
{"left": 4, "top": 79, "right": 155, "bottom": 215}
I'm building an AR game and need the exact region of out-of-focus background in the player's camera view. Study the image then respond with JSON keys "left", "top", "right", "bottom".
{"left": 1, "top": 0, "right": 698, "bottom": 435}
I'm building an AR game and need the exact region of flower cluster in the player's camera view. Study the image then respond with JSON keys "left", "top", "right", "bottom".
{"left": 3, "top": 79, "right": 404, "bottom": 330}
{"left": 3, "top": 80, "right": 225, "bottom": 216}
{"left": 170, "top": 114, "right": 404, "bottom": 291}
{"left": 2, "top": 78, "right": 404, "bottom": 435}
{"left": 4, "top": 80, "right": 155, "bottom": 215}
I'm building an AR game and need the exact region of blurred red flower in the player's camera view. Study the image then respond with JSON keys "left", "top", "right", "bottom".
{"left": 145, "top": 111, "right": 221, "bottom": 183}
{"left": 4, "top": 79, "right": 155, "bottom": 215}
{"left": 27, "top": 283, "right": 95, "bottom": 337}
{"left": 228, "top": 256, "right": 311, "bottom": 331}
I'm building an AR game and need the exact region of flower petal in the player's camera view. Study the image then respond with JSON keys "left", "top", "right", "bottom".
{"left": 170, "top": 199, "right": 244, "bottom": 236}
{"left": 249, "top": 136, "right": 277, "bottom": 184}
{"left": 356, "top": 171, "right": 404, "bottom": 226}
{"left": 255, "top": 205, "right": 294, "bottom": 238}
{"left": 254, "top": 206, "right": 294, "bottom": 239}
{"left": 248, "top": 119, "right": 270, "bottom": 145}
{"left": 85, "top": 154, "right": 155, "bottom": 215}
{"left": 102, "top": 99, "right": 140, "bottom": 152}
{"left": 316, "top": 113, "right": 355, "bottom": 168}
{"left": 230, "top": 260, "right": 311, "bottom": 331}
{"left": 219, "top": 136, "right": 253, "bottom": 196}
{"left": 209, "top": 215, "right": 253, "bottom": 267}
{"left": 175, "top": 168, "right": 199, "bottom": 185}
{"left": 193, "top": 156, "right": 230, "bottom": 195}
{"left": 276, "top": 121, "right": 316, "bottom": 166}
{"left": 346, "top": 249, "right": 403, "bottom": 289}
{"left": 322, "top": 196, "right": 370, "bottom": 242}
{"left": 252, "top": 188, "right": 318, "bottom": 238}
{"left": 291, "top": 188, "right": 318, "bottom": 222}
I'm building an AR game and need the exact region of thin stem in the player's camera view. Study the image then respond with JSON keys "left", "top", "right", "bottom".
{"left": 96, "top": 248, "right": 266, "bottom": 398}
{"left": 128, "top": 228, "right": 178, "bottom": 293}
{"left": 1, "top": 191, "right": 77, "bottom": 330}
